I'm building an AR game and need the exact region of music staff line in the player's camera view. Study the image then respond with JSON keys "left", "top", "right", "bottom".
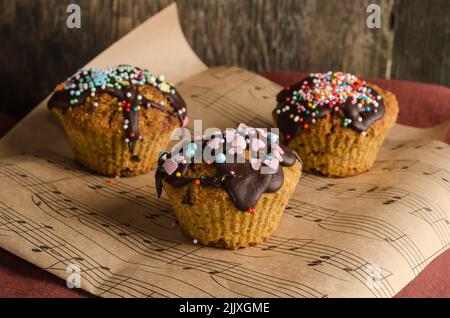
{"left": 35, "top": 152, "right": 400, "bottom": 296}
{"left": 257, "top": 236, "right": 395, "bottom": 298}
{"left": 32, "top": 189, "right": 322, "bottom": 298}
{"left": 202, "top": 67, "right": 280, "bottom": 99}
{"left": 1, "top": 190, "right": 215, "bottom": 298}
{"left": 29, "top": 153, "right": 395, "bottom": 296}
{"left": 285, "top": 199, "right": 425, "bottom": 275}
{"left": 0, "top": 202, "right": 182, "bottom": 298}
{"left": 188, "top": 85, "right": 270, "bottom": 128}
{"left": 0, "top": 161, "right": 326, "bottom": 298}
{"left": 300, "top": 175, "right": 450, "bottom": 247}
{"left": 385, "top": 139, "right": 450, "bottom": 161}
{"left": 36, "top": 154, "right": 185, "bottom": 230}
{"left": 30, "top": 153, "right": 394, "bottom": 296}
{"left": 372, "top": 159, "right": 449, "bottom": 192}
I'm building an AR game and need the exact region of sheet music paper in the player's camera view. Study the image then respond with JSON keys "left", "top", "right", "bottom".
{"left": 0, "top": 4, "right": 449, "bottom": 298}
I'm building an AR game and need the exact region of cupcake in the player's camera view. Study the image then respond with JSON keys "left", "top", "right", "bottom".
{"left": 155, "top": 124, "right": 302, "bottom": 249}
{"left": 48, "top": 65, "right": 188, "bottom": 177}
{"left": 273, "top": 72, "right": 399, "bottom": 177}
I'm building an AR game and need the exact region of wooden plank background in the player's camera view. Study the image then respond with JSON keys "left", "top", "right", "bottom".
{"left": 0, "top": 0, "right": 448, "bottom": 119}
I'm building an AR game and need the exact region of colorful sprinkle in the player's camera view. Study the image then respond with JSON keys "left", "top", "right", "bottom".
{"left": 48, "top": 65, "right": 186, "bottom": 154}
{"left": 275, "top": 71, "right": 384, "bottom": 140}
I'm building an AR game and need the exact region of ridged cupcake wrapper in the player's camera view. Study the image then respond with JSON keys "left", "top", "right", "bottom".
{"left": 290, "top": 127, "right": 387, "bottom": 177}
{"left": 61, "top": 120, "right": 173, "bottom": 177}
{"left": 163, "top": 162, "right": 301, "bottom": 249}
{"left": 280, "top": 86, "right": 399, "bottom": 178}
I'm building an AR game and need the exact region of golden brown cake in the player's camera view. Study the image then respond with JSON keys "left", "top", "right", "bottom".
{"left": 48, "top": 65, "right": 188, "bottom": 177}
{"left": 155, "top": 124, "right": 302, "bottom": 249}
{"left": 273, "top": 72, "right": 399, "bottom": 177}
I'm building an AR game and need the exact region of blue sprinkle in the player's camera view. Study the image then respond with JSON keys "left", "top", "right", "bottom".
{"left": 215, "top": 153, "right": 227, "bottom": 163}
{"left": 365, "top": 107, "right": 371, "bottom": 112}
{"left": 92, "top": 71, "right": 108, "bottom": 86}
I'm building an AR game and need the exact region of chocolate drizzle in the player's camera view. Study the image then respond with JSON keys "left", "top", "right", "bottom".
{"left": 155, "top": 124, "right": 300, "bottom": 212}
{"left": 48, "top": 65, "right": 187, "bottom": 152}
{"left": 274, "top": 72, "right": 385, "bottom": 145}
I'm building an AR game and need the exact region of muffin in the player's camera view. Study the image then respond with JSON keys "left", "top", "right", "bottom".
{"left": 48, "top": 65, "right": 188, "bottom": 177}
{"left": 273, "top": 71, "right": 399, "bottom": 177}
{"left": 155, "top": 124, "right": 302, "bottom": 249}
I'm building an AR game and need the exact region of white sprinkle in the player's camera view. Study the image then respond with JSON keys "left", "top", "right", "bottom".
{"left": 125, "top": 138, "right": 130, "bottom": 143}
{"left": 92, "top": 102, "right": 99, "bottom": 107}
{"left": 193, "top": 239, "right": 198, "bottom": 244}
{"left": 126, "top": 92, "right": 132, "bottom": 98}
{"left": 137, "top": 95, "right": 142, "bottom": 100}
{"left": 358, "top": 117, "right": 363, "bottom": 122}
{"left": 276, "top": 109, "right": 281, "bottom": 114}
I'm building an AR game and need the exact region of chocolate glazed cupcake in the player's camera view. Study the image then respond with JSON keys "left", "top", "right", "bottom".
{"left": 273, "top": 72, "right": 399, "bottom": 177}
{"left": 156, "top": 124, "right": 302, "bottom": 249}
{"left": 48, "top": 65, "right": 188, "bottom": 177}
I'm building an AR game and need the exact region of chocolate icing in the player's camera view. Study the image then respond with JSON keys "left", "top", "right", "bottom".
{"left": 155, "top": 125, "right": 300, "bottom": 212}
{"left": 48, "top": 65, "right": 187, "bottom": 153}
{"left": 274, "top": 72, "right": 385, "bottom": 145}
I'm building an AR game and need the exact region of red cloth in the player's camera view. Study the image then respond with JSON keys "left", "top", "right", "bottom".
{"left": 0, "top": 72, "right": 449, "bottom": 298}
